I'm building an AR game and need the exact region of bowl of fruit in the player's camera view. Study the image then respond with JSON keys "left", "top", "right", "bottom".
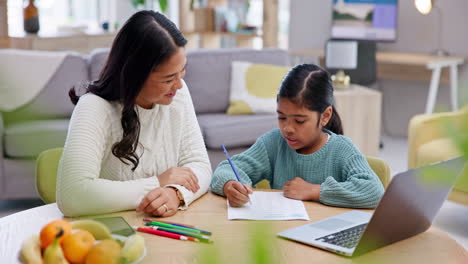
{"left": 19, "top": 219, "right": 146, "bottom": 264}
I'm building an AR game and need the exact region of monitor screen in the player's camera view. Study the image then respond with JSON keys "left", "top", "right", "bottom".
{"left": 331, "top": 0, "right": 398, "bottom": 41}
{"left": 326, "top": 40, "right": 358, "bottom": 69}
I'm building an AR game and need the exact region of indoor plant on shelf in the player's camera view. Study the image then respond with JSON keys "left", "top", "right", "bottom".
{"left": 131, "top": 0, "right": 168, "bottom": 13}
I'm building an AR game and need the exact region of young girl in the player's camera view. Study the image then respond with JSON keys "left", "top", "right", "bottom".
{"left": 56, "top": 11, "right": 211, "bottom": 217}
{"left": 210, "top": 64, "right": 384, "bottom": 208}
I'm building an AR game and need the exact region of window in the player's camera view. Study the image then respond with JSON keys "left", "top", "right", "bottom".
{"left": 8, "top": 0, "right": 104, "bottom": 35}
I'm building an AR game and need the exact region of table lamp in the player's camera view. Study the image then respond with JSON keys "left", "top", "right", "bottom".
{"left": 414, "top": 0, "right": 448, "bottom": 56}
{"left": 325, "top": 40, "right": 358, "bottom": 90}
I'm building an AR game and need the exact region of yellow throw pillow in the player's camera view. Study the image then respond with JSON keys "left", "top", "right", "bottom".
{"left": 227, "top": 61, "right": 290, "bottom": 115}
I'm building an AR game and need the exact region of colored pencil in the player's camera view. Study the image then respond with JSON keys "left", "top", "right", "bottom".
{"left": 149, "top": 226, "right": 212, "bottom": 243}
{"left": 133, "top": 226, "right": 199, "bottom": 242}
{"left": 142, "top": 218, "right": 196, "bottom": 228}
{"left": 145, "top": 221, "right": 212, "bottom": 236}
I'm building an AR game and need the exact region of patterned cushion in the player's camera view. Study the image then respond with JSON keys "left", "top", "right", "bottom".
{"left": 227, "top": 61, "right": 290, "bottom": 115}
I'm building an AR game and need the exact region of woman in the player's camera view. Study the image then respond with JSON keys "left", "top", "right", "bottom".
{"left": 57, "top": 11, "right": 212, "bottom": 217}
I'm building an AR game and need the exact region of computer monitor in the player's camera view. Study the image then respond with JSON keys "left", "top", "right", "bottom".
{"left": 331, "top": 0, "right": 398, "bottom": 42}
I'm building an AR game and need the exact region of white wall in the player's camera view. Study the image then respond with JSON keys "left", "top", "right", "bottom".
{"left": 289, "top": 0, "right": 468, "bottom": 137}
{"left": 289, "top": 0, "right": 468, "bottom": 55}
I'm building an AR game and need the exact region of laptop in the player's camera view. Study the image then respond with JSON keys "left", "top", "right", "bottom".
{"left": 277, "top": 156, "right": 466, "bottom": 257}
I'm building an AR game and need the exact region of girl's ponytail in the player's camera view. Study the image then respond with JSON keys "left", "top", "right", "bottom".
{"left": 325, "top": 106, "right": 343, "bottom": 135}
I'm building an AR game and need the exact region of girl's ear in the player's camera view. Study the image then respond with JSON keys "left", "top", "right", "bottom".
{"left": 320, "top": 106, "right": 333, "bottom": 127}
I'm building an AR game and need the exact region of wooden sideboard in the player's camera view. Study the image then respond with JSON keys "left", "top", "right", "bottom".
{"left": 335, "top": 85, "right": 382, "bottom": 157}
{"left": 8, "top": 31, "right": 116, "bottom": 54}
{"left": 0, "top": 37, "right": 8, "bottom": 48}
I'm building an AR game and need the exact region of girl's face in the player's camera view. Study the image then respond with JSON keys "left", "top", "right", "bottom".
{"left": 136, "top": 47, "right": 187, "bottom": 108}
{"left": 277, "top": 98, "right": 332, "bottom": 155}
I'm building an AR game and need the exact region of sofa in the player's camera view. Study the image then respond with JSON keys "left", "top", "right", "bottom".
{"left": 0, "top": 48, "right": 290, "bottom": 200}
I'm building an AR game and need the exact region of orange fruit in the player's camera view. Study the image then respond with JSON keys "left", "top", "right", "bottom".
{"left": 62, "top": 230, "right": 96, "bottom": 263}
{"left": 85, "top": 239, "right": 121, "bottom": 264}
{"left": 39, "top": 219, "right": 72, "bottom": 249}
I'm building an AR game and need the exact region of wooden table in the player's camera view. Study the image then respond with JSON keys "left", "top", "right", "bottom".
{"left": 1, "top": 192, "right": 467, "bottom": 264}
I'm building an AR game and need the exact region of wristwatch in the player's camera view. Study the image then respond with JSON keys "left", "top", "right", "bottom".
{"left": 168, "top": 186, "right": 185, "bottom": 207}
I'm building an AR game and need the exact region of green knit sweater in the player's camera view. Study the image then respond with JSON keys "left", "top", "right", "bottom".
{"left": 210, "top": 129, "right": 384, "bottom": 209}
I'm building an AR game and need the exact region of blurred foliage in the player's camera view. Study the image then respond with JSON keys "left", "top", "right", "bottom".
{"left": 197, "top": 222, "right": 279, "bottom": 264}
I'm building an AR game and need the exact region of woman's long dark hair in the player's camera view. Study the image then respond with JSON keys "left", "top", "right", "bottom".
{"left": 278, "top": 64, "right": 343, "bottom": 135}
{"left": 69, "top": 11, "right": 187, "bottom": 170}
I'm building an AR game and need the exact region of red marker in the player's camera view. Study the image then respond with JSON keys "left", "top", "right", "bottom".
{"left": 133, "top": 226, "right": 199, "bottom": 242}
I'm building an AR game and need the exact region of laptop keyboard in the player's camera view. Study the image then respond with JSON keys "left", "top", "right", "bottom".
{"left": 315, "top": 223, "right": 367, "bottom": 249}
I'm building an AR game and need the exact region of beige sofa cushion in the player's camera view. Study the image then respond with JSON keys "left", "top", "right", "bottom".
{"left": 197, "top": 113, "right": 277, "bottom": 149}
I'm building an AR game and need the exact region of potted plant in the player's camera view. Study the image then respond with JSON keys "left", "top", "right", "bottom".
{"left": 131, "top": 0, "right": 168, "bottom": 13}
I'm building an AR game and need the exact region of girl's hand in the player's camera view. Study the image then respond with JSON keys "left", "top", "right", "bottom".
{"left": 283, "top": 177, "right": 320, "bottom": 201}
{"left": 158, "top": 167, "right": 200, "bottom": 193}
{"left": 223, "top": 181, "right": 253, "bottom": 207}
{"left": 136, "top": 187, "right": 180, "bottom": 217}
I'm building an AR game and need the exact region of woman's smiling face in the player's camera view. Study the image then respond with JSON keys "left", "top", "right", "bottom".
{"left": 136, "top": 47, "right": 187, "bottom": 108}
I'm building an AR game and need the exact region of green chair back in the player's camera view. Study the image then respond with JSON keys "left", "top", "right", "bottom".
{"left": 255, "top": 156, "right": 390, "bottom": 189}
{"left": 366, "top": 156, "right": 390, "bottom": 188}
{"left": 36, "top": 148, "right": 63, "bottom": 204}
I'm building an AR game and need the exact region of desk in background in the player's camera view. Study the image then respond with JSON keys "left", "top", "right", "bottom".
{"left": 289, "top": 49, "right": 465, "bottom": 114}
{"left": 0, "top": 192, "right": 466, "bottom": 264}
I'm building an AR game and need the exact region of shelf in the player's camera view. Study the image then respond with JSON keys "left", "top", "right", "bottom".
{"left": 182, "top": 31, "right": 261, "bottom": 38}
{"left": 179, "top": 0, "right": 278, "bottom": 49}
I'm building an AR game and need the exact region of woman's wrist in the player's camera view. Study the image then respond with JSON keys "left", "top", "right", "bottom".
{"left": 165, "top": 187, "right": 181, "bottom": 207}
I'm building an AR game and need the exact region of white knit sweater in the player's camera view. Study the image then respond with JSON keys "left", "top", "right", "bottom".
{"left": 56, "top": 81, "right": 212, "bottom": 217}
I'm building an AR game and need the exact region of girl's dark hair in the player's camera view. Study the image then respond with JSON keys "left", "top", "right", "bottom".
{"left": 278, "top": 64, "right": 343, "bottom": 135}
{"left": 69, "top": 11, "right": 187, "bottom": 170}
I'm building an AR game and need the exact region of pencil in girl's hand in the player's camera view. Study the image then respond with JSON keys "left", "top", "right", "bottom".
{"left": 222, "top": 144, "right": 252, "bottom": 205}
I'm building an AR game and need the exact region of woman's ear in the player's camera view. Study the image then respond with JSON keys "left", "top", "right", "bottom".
{"left": 320, "top": 106, "right": 333, "bottom": 126}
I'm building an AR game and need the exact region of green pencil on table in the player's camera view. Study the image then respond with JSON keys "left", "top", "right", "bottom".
{"left": 144, "top": 221, "right": 212, "bottom": 235}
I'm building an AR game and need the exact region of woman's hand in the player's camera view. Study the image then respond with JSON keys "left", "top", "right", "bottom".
{"left": 158, "top": 167, "right": 200, "bottom": 193}
{"left": 223, "top": 181, "right": 253, "bottom": 207}
{"left": 283, "top": 177, "right": 320, "bottom": 201}
{"left": 136, "top": 187, "right": 180, "bottom": 217}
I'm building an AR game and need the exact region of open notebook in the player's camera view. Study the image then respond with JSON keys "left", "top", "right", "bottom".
{"left": 227, "top": 191, "right": 310, "bottom": 220}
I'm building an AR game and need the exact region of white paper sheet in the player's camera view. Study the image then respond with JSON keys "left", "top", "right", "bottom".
{"left": 227, "top": 191, "right": 310, "bottom": 220}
